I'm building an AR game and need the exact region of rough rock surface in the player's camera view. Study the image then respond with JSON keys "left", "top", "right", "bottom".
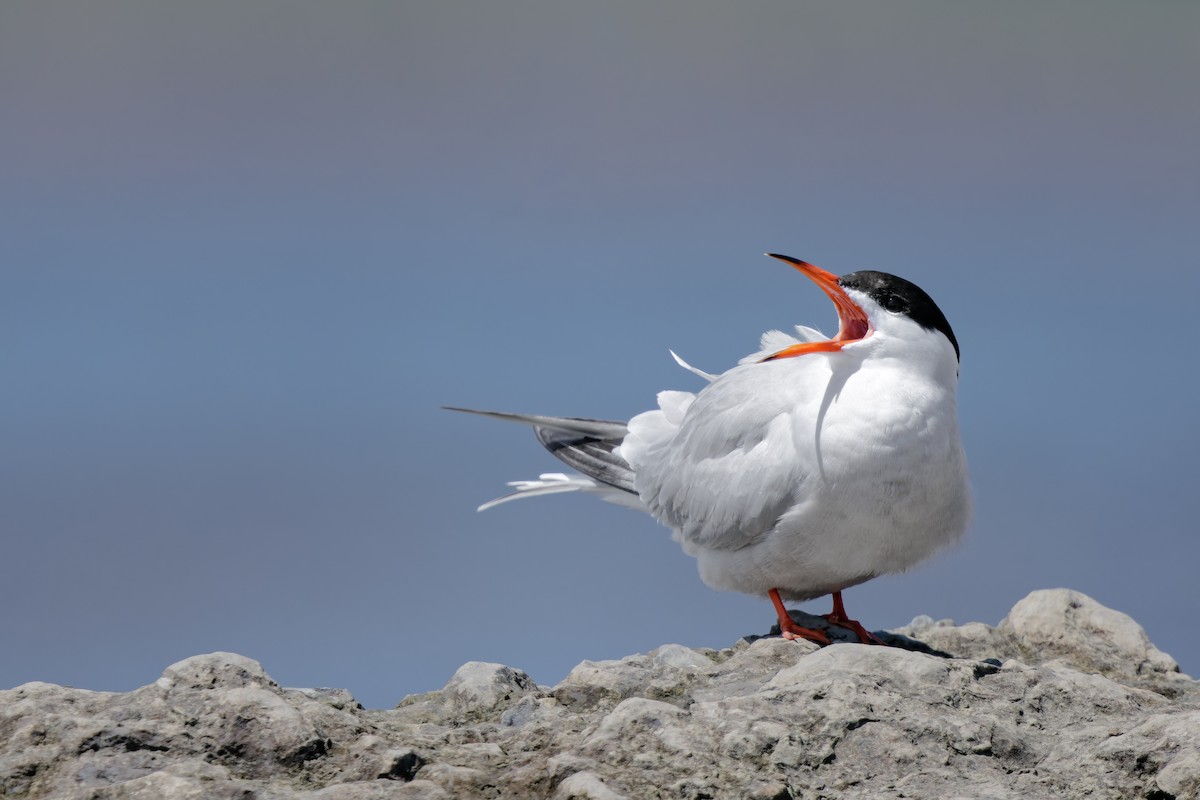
{"left": 3, "top": 589, "right": 1197, "bottom": 799}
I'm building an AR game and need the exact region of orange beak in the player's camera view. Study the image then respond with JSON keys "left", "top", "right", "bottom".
{"left": 759, "top": 254, "right": 871, "bottom": 362}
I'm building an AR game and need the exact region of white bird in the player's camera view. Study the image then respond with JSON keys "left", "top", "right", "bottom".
{"left": 447, "top": 254, "right": 969, "bottom": 644}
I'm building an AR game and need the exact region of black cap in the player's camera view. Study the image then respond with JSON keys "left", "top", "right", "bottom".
{"left": 838, "top": 271, "right": 960, "bottom": 361}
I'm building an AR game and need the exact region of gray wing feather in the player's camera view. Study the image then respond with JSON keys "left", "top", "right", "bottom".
{"left": 534, "top": 428, "right": 637, "bottom": 494}
{"left": 444, "top": 406, "right": 637, "bottom": 495}
{"left": 442, "top": 407, "right": 628, "bottom": 439}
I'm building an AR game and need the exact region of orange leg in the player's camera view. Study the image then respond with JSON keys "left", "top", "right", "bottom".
{"left": 822, "top": 591, "right": 881, "bottom": 644}
{"left": 769, "top": 588, "right": 831, "bottom": 645}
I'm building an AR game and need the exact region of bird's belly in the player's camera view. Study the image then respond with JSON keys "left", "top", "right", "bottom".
{"left": 688, "top": 377, "right": 970, "bottom": 600}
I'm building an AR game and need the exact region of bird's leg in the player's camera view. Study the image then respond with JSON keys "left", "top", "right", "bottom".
{"left": 769, "top": 588, "right": 831, "bottom": 645}
{"left": 822, "top": 591, "right": 882, "bottom": 644}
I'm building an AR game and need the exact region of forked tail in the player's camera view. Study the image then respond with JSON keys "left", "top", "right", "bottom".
{"left": 442, "top": 407, "right": 643, "bottom": 511}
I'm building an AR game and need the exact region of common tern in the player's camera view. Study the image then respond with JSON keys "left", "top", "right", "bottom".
{"left": 448, "top": 254, "right": 969, "bottom": 644}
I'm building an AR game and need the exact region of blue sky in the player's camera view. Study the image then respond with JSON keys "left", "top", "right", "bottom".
{"left": 3, "top": 2, "right": 1197, "bottom": 708}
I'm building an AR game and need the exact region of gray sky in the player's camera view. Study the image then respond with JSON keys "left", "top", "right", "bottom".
{"left": 3, "top": 1, "right": 1197, "bottom": 709}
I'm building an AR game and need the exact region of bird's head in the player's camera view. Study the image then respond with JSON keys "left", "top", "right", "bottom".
{"left": 759, "top": 253, "right": 960, "bottom": 365}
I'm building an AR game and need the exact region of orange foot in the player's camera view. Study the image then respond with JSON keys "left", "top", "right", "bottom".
{"left": 769, "top": 588, "right": 831, "bottom": 645}
{"left": 821, "top": 591, "right": 882, "bottom": 644}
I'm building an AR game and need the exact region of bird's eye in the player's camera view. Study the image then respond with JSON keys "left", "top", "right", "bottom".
{"left": 880, "top": 293, "right": 907, "bottom": 313}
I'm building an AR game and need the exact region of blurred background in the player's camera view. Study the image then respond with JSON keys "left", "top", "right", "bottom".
{"left": 2, "top": 2, "right": 1196, "bottom": 709}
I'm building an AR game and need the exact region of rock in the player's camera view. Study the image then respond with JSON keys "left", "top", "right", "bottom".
{"left": 2, "top": 589, "right": 1197, "bottom": 799}
{"left": 440, "top": 661, "right": 538, "bottom": 719}
{"left": 376, "top": 749, "right": 426, "bottom": 781}
{"left": 393, "top": 661, "right": 538, "bottom": 726}
{"left": 895, "top": 588, "right": 1190, "bottom": 697}
{"left": 552, "top": 644, "right": 720, "bottom": 711}
{"left": 554, "top": 770, "right": 630, "bottom": 799}
{"left": 1002, "top": 588, "right": 1181, "bottom": 681}
{"left": 155, "top": 651, "right": 276, "bottom": 691}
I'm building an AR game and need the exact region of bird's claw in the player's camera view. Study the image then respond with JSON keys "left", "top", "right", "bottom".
{"left": 821, "top": 590, "right": 883, "bottom": 644}
{"left": 822, "top": 614, "right": 882, "bottom": 645}
{"left": 779, "top": 618, "right": 832, "bottom": 646}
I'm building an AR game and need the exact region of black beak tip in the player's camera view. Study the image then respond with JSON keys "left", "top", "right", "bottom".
{"left": 765, "top": 252, "right": 804, "bottom": 266}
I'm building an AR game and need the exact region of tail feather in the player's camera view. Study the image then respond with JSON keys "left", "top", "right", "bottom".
{"left": 443, "top": 406, "right": 641, "bottom": 508}
{"left": 476, "top": 473, "right": 644, "bottom": 512}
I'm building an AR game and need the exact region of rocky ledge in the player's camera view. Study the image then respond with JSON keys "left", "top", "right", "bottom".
{"left": 2, "top": 589, "right": 1197, "bottom": 799}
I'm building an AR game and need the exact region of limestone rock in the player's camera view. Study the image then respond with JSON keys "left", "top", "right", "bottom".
{"left": 2, "top": 590, "right": 1197, "bottom": 799}
{"left": 1002, "top": 588, "right": 1180, "bottom": 680}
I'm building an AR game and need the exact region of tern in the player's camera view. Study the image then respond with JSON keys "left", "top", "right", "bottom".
{"left": 448, "top": 254, "right": 969, "bottom": 644}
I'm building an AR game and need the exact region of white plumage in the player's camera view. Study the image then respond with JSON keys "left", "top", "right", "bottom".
{"left": 622, "top": 303, "right": 968, "bottom": 602}
{"left": 449, "top": 254, "right": 969, "bottom": 643}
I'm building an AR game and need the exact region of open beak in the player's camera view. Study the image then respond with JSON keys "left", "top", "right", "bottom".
{"left": 759, "top": 254, "right": 871, "bottom": 362}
